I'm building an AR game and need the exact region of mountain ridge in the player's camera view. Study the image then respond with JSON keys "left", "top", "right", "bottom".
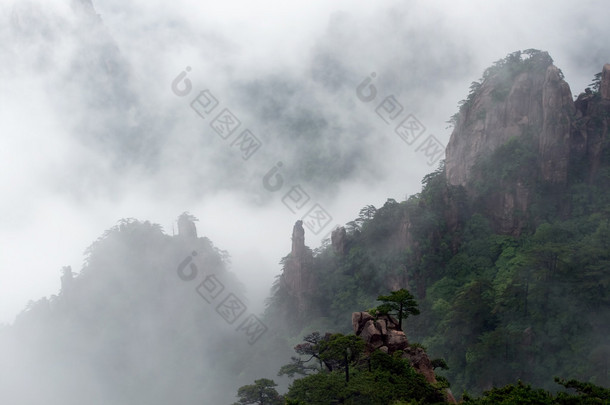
{"left": 267, "top": 50, "right": 610, "bottom": 396}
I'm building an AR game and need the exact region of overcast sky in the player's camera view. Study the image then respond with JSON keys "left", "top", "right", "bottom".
{"left": 1, "top": 0, "right": 609, "bottom": 324}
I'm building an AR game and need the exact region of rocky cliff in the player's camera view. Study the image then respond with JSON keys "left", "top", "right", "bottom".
{"left": 445, "top": 50, "right": 610, "bottom": 234}
{"left": 445, "top": 50, "right": 579, "bottom": 186}
{"left": 446, "top": 51, "right": 551, "bottom": 186}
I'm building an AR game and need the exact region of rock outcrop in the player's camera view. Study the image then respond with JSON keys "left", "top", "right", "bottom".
{"left": 352, "top": 312, "right": 457, "bottom": 404}
{"left": 280, "top": 221, "right": 315, "bottom": 316}
{"left": 352, "top": 311, "right": 436, "bottom": 383}
{"left": 445, "top": 50, "right": 610, "bottom": 234}
{"left": 352, "top": 311, "right": 457, "bottom": 403}
{"left": 446, "top": 51, "right": 578, "bottom": 187}
{"left": 445, "top": 52, "right": 551, "bottom": 187}
{"left": 291, "top": 219, "right": 306, "bottom": 256}
{"left": 331, "top": 226, "right": 347, "bottom": 255}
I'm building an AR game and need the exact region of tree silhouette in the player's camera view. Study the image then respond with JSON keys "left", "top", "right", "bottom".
{"left": 318, "top": 333, "right": 364, "bottom": 383}
{"left": 233, "top": 378, "right": 283, "bottom": 405}
{"left": 375, "top": 288, "right": 420, "bottom": 330}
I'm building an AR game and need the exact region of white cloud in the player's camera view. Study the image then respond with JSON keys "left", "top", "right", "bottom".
{"left": 1, "top": 0, "right": 609, "bottom": 324}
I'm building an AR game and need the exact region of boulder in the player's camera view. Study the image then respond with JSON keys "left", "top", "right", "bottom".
{"left": 360, "top": 320, "right": 384, "bottom": 349}
{"left": 386, "top": 330, "right": 409, "bottom": 352}
{"left": 352, "top": 311, "right": 373, "bottom": 335}
{"left": 352, "top": 312, "right": 403, "bottom": 352}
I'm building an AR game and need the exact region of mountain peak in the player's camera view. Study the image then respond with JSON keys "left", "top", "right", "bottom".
{"left": 446, "top": 50, "right": 610, "bottom": 190}
{"left": 445, "top": 50, "right": 565, "bottom": 186}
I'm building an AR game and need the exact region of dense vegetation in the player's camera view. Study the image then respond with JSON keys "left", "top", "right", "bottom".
{"left": 265, "top": 53, "right": 610, "bottom": 400}
{"left": 239, "top": 290, "right": 609, "bottom": 404}
{"left": 266, "top": 149, "right": 609, "bottom": 396}
{"left": 235, "top": 340, "right": 610, "bottom": 404}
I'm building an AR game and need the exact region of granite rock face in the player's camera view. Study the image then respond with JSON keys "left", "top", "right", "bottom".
{"left": 445, "top": 51, "right": 610, "bottom": 234}
{"left": 445, "top": 52, "right": 570, "bottom": 187}
{"left": 539, "top": 65, "right": 575, "bottom": 184}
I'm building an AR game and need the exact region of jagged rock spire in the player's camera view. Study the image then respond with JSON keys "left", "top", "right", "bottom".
{"left": 291, "top": 220, "right": 305, "bottom": 257}
{"left": 281, "top": 221, "right": 315, "bottom": 318}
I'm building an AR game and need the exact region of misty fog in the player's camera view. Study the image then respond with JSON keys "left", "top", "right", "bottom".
{"left": 1, "top": 0, "right": 609, "bottom": 403}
